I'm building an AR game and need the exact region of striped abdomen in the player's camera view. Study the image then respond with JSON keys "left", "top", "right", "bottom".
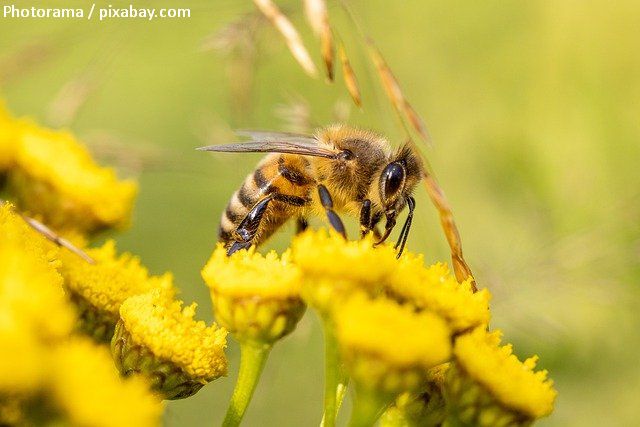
{"left": 218, "top": 153, "right": 315, "bottom": 248}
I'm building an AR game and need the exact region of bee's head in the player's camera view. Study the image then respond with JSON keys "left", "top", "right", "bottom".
{"left": 378, "top": 143, "right": 423, "bottom": 214}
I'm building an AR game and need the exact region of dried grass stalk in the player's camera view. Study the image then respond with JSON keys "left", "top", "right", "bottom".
{"left": 0, "top": 199, "right": 94, "bottom": 264}
{"left": 422, "top": 176, "right": 476, "bottom": 291}
{"left": 253, "top": 0, "right": 317, "bottom": 77}
{"left": 367, "top": 40, "right": 430, "bottom": 144}
{"left": 338, "top": 42, "right": 361, "bottom": 106}
{"left": 304, "top": 0, "right": 334, "bottom": 80}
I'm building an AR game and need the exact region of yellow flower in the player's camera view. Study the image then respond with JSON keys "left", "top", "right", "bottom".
{"left": 0, "top": 205, "right": 76, "bottom": 343}
{"left": 49, "top": 338, "right": 163, "bottom": 427}
{"left": 385, "top": 253, "right": 491, "bottom": 333}
{"left": 0, "top": 322, "right": 45, "bottom": 396}
{"left": 334, "top": 293, "right": 452, "bottom": 394}
{"left": 114, "top": 290, "right": 228, "bottom": 399}
{"left": 0, "top": 101, "right": 19, "bottom": 170}
{"left": 292, "top": 229, "right": 397, "bottom": 313}
{"left": 445, "top": 328, "right": 557, "bottom": 425}
{"left": 202, "top": 244, "right": 305, "bottom": 344}
{"left": 6, "top": 116, "right": 137, "bottom": 233}
{"left": 58, "top": 240, "right": 175, "bottom": 342}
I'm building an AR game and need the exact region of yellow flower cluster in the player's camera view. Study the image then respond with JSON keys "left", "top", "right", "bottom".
{"left": 0, "top": 205, "right": 163, "bottom": 426}
{"left": 58, "top": 240, "right": 175, "bottom": 341}
{"left": 450, "top": 328, "right": 557, "bottom": 420}
{"left": 119, "top": 290, "right": 228, "bottom": 380}
{"left": 289, "top": 230, "right": 555, "bottom": 425}
{"left": 202, "top": 245, "right": 305, "bottom": 344}
{"left": 49, "top": 338, "right": 163, "bottom": 427}
{"left": 0, "top": 102, "right": 137, "bottom": 233}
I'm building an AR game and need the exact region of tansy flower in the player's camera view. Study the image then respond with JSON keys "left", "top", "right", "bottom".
{"left": 385, "top": 253, "right": 491, "bottom": 333}
{"left": 0, "top": 205, "right": 76, "bottom": 343}
{"left": 333, "top": 294, "right": 452, "bottom": 427}
{"left": 202, "top": 244, "right": 305, "bottom": 344}
{"left": 6, "top": 117, "right": 137, "bottom": 233}
{"left": 58, "top": 240, "right": 175, "bottom": 342}
{"left": 291, "top": 229, "right": 397, "bottom": 313}
{"left": 0, "top": 101, "right": 19, "bottom": 171}
{"left": 202, "top": 245, "right": 305, "bottom": 427}
{"left": 335, "top": 293, "right": 452, "bottom": 394}
{"left": 48, "top": 338, "right": 163, "bottom": 427}
{"left": 113, "top": 290, "right": 228, "bottom": 399}
{"left": 445, "top": 328, "right": 557, "bottom": 426}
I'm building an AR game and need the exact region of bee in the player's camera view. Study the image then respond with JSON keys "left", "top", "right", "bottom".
{"left": 198, "top": 124, "right": 424, "bottom": 257}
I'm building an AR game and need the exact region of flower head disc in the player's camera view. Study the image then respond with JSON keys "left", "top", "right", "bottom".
{"left": 291, "top": 229, "right": 397, "bottom": 313}
{"left": 6, "top": 116, "right": 137, "bottom": 233}
{"left": 59, "top": 240, "right": 175, "bottom": 342}
{"left": 334, "top": 294, "right": 452, "bottom": 395}
{"left": 113, "top": 290, "right": 228, "bottom": 399}
{"left": 446, "top": 328, "right": 557, "bottom": 425}
{"left": 49, "top": 338, "right": 163, "bottom": 427}
{"left": 386, "top": 253, "right": 491, "bottom": 333}
{"left": 202, "top": 245, "right": 305, "bottom": 344}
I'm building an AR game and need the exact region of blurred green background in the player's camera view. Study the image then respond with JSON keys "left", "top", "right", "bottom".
{"left": 2, "top": 0, "right": 639, "bottom": 425}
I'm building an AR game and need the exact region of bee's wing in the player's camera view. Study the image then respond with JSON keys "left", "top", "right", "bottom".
{"left": 198, "top": 131, "right": 339, "bottom": 159}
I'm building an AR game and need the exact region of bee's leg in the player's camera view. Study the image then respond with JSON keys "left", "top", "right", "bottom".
{"left": 228, "top": 194, "right": 275, "bottom": 256}
{"left": 371, "top": 212, "right": 383, "bottom": 241}
{"left": 228, "top": 193, "right": 309, "bottom": 256}
{"left": 296, "top": 217, "right": 309, "bottom": 234}
{"left": 394, "top": 196, "right": 415, "bottom": 258}
{"left": 359, "top": 199, "right": 372, "bottom": 238}
{"left": 317, "top": 184, "right": 347, "bottom": 238}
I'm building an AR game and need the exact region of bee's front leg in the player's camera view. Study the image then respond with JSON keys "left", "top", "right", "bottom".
{"left": 317, "top": 184, "right": 346, "bottom": 238}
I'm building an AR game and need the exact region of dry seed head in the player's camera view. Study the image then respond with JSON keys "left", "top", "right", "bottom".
{"left": 338, "top": 41, "right": 362, "bottom": 106}
{"left": 253, "top": 0, "right": 318, "bottom": 77}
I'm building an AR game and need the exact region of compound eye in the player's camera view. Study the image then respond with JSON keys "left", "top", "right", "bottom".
{"left": 381, "top": 162, "right": 405, "bottom": 201}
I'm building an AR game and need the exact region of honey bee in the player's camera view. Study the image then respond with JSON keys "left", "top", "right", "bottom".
{"left": 198, "top": 124, "right": 424, "bottom": 257}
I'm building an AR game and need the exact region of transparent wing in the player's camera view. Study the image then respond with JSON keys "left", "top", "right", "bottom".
{"left": 197, "top": 131, "right": 338, "bottom": 158}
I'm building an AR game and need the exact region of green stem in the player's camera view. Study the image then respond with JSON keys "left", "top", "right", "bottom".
{"left": 321, "top": 319, "right": 347, "bottom": 427}
{"left": 348, "top": 388, "right": 392, "bottom": 427}
{"left": 222, "top": 341, "right": 271, "bottom": 427}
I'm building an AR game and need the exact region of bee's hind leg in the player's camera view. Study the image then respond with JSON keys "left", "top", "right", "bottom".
{"left": 227, "top": 194, "right": 275, "bottom": 256}
{"left": 228, "top": 193, "right": 310, "bottom": 256}
{"left": 317, "top": 184, "right": 346, "bottom": 238}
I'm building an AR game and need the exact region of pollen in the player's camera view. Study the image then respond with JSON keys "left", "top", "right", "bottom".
{"left": 453, "top": 328, "right": 557, "bottom": 419}
{"left": 119, "top": 290, "right": 228, "bottom": 380}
